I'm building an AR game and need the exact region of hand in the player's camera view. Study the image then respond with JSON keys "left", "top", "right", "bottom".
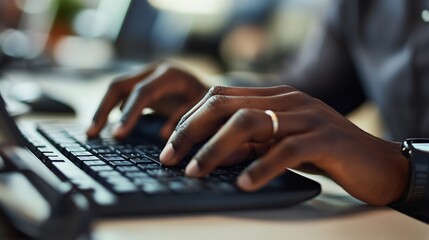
{"left": 159, "top": 85, "right": 409, "bottom": 206}
{"left": 86, "top": 61, "right": 208, "bottom": 139}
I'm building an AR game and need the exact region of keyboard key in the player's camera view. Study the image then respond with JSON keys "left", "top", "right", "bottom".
{"left": 71, "top": 151, "right": 93, "bottom": 156}
{"left": 116, "top": 166, "right": 140, "bottom": 173}
{"left": 43, "top": 152, "right": 58, "bottom": 157}
{"left": 103, "top": 156, "right": 126, "bottom": 161}
{"left": 211, "top": 169, "right": 230, "bottom": 176}
{"left": 98, "top": 171, "right": 121, "bottom": 177}
{"left": 122, "top": 153, "right": 144, "bottom": 159}
{"left": 133, "top": 178, "right": 158, "bottom": 186}
{"left": 216, "top": 182, "right": 237, "bottom": 192}
{"left": 37, "top": 147, "right": 54, "bottom": 153}
{"left": 99, "top": 153, "right": 120, "bottom": 158}
{"left": 129, "top": 157, "right": 154, "bottom": 165}
{"left": 47, "top": 156, "right": 65, "bottom": 163}
{"left": 217, "top": 174, "right": 237, "bottom": 182}
{"left": 111, "top": 184, "right": 139, "bottom": 194}
{"left": 117, "top": 148, "right": 136, "bottom": 154}
{"left": 141, "top": 182, "right": 170, "bottom": 195}
{"left": 124, "top": 172, "right": 151, "bottom": 179}
{"left": 76, "top": 156, "right": 101, "bottom": 161}
{"left": 74, "top": 156, "right": 101, "bottom": 167}
{"left": 181, "top": 178, "right": 205, "bottom": 190}
{"left": 167, "top": 181, "right": 197, "bottom": 194}
{"left": 65, "top": 147, "right": 86, "bottom": 152}
{"left": 93, "top": 148, "right": 114, "bottom": 154}
{"left": 59, "top": 143, "right": 81, "bottom": 148}
{"left": 146, "top": 169, "right": 180, "bottom": 178}
{"left": 50, "top": 162, "right": 74, "bottom": 181}
{"left": 104, "top": 176, "right": 132, "bottom": 185}
{"left": 108, "top": 160, "right": 133, "bottom": 167}
{"left": 137, "top": 163, "right": 161, "bottom": 170}
{"left": 82, "top": 161, "right": 106, "bottom": 171}
{"left": 90, "top": 165, "right": 114, "bottom": 172}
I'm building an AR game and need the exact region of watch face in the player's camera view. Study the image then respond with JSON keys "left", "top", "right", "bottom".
{"left": 412, "top": 143, "right": 429, "bottom": 152}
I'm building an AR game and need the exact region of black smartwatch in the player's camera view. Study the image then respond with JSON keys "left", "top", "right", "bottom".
{"left": 400, "top": 138, "right": 429, "bottom": 208}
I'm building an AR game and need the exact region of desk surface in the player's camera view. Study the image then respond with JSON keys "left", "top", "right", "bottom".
{"left": 94, "top": 175, "right": 428, "bottom": 240}
{"left": 6, "top": 71, "right": 429, "bottom": 240}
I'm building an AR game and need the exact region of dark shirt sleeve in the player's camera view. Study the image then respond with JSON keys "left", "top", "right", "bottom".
{"left": 285, "top": 1, "right": 429, "bottom": 222}
{"left": 283, "top": 0, "right": 366, "bottom": 115}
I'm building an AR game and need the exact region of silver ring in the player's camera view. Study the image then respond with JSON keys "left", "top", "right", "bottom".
{"left": 264, "top": 110, "right": 279, "bottom": 139}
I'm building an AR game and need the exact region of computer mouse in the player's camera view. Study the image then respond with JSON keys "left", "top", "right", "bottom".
{"left": 9, "top": 81, "right": 75, "bottom": 114}
{"left": 22, "top": 94, "right": 75, "bottom": 114}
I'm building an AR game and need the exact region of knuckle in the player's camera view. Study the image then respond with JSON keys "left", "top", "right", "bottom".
{"left": 107, "top": 79, "right": 124, "bottom": 91}
{"left": 273, "top": 85, "right": 295, "bottom": 94}
{"left": 134, "top": 82, "right": 146, "bottom": 92}
{"left": 232, "top": 109, "right": 258, "bottom": 129}
{"left": 205, "top": 95, "right": 230, "bottom": 110}
{"left": 133, "top": 81, "right": 148, "bottom": 93}
{"left": 281, "top": 90, "right": 312, "bottom": 106}
{"left": 208, "top": 86, "right": 228, "bottom": 96}
{"left": 305, "top": 109, "right": 325, "bottom": 127}
{"left": 173, "top": 121, "right": 195, "bottom": 145}
{"left": 289, "top": 90, "right": 307, "bottom": 100}
{"left": 278, "top": 137, "right": 301, "bottom": 159}
{"left": 177, "top": 115, "right": 188, "bottom": 127}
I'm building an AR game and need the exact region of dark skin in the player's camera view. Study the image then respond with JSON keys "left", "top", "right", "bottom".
{"left": 87, "top": 62, "right": 409, "bottom": 206}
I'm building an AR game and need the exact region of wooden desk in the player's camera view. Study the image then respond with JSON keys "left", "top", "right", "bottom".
{"left": 8, "top": 72, "right": 428, "bottom": 240}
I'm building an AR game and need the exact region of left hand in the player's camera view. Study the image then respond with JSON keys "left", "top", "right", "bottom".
{"left": 159, "top": 85, "right": 409, "bottom": 206}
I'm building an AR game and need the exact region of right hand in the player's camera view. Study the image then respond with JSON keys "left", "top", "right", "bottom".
{"left": 86, "top": 61, "right": 208, "bottom": 140}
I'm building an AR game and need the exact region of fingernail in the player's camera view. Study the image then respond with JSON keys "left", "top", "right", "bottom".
{"left": 86, "top": 123, "right": 97, "bottom": 137}
{"left": 112, "top": 123, "right": 126, "bottom": 138}
{"left": 185, "top": 159, "right": 200, "bottom": 177}
{"left": 160, "top": 143, "right": 175, "bottom": 164}
{"left": 237, "top": 173, "right": 253, "bottom": 190}
{"left": 112, "top": 122, "right": 122, "bottom": 132}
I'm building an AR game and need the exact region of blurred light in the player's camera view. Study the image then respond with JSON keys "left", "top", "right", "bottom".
{"left": 54, "top": 36, "right": 113, "bottom": 69}
{"left": 422, "top": 9, "right": 429, "bottom": 22}
{"left": 73, "top": 9, "right": 109, "bottom": 38}
{"left": 14, "top": 0, "right": 52, "bottom": 14}
{"left": 11, "top": 82, "right": 43, "bottom": 101}
{"left": 148, "top": 0, "right": 230, "bottom": 15}
{"left": 0, "top": 29, "right": 32, "bottom": 58}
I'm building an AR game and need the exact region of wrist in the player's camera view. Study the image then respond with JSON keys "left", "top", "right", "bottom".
{"left": 390, "top": 144, "right": 410, "bottom": 204}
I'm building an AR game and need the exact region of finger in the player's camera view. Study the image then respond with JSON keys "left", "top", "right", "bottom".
{"left": 237, "top": 133, "right": 320, "bottom": 191}
{"left": 184, "top": 109, "right": 317, "bottom": 177}
{"left": 219, "top": 143, "right": 270, "bottom": 166}
{"left": 160, "top": 93, "right": 315, "bottom": 166}
{"left": 86, "top": 65, "right": 158, "bottom": 138}
{"left": 160, "top": 102, "right": 197, "bottom": 140}
{"left": 161, "top": 96, "right": 279, "bottom": 166}
{"left": 86, "top": 84, "right": 125, "bottom": 138}
{"left": 178, "top": 85, "right": 296, "bottom": 127}
{"left": 113, "top": 65, "right": 203, "bottom": 139}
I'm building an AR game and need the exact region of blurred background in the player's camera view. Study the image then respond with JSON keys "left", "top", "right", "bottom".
{"left": 0, "top": 0, "right": 331, "bottom": 74}
{"left": 0, "top": 0, "right": 383, "bottom": 137}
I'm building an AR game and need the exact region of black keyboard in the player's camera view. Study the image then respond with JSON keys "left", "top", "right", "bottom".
{"left": 32, "top": 123, "right": 242, "bottom": 196}
{"left": 20, "top": 122, "right": 320, "bottom": 216}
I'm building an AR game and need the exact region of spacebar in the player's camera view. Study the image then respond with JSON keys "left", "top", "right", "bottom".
{"left": 51, "top": 161, "right": 93, "bottom": 185}
{"left": 51, "top": 162, "right": 116, "bottom": 204}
